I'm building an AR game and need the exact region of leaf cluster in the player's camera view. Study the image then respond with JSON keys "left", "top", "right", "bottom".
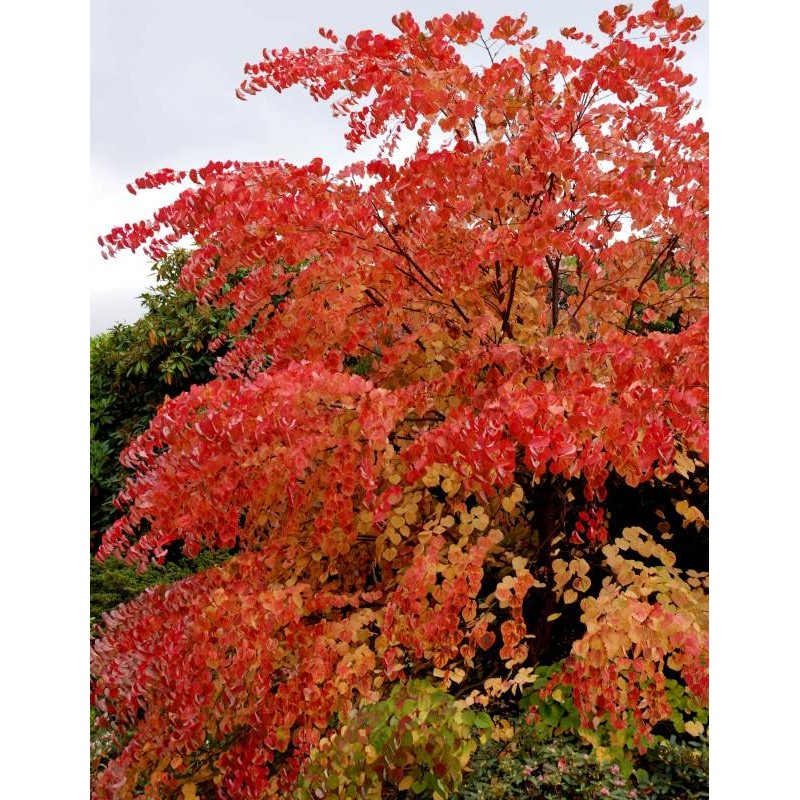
{"left": 297, "top": 680, "right": 491, "bottom": 800}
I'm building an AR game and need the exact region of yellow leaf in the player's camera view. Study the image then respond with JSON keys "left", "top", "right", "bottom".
{"left": 423, "top": 469, "right": 440, "bottom": 487}
{"left": 673, "top": 450, "right": 695, "bottom": 478}
{"left": 502, "top": 493, "right": 519, "bottom": 513}
{"left": 659, "top": 549, "right": 676, "bottom": 568}
{"left": 483, "top": 677, "right": 504, "bottom": 695}
{"left": 554, "top": 571, "right": 571, "bottom": 589}
{"left": 442, "top": 477, "right": 461, "bottom": 495}
{"left": 684, "top": 720, "right": 704, "bottom": 737}
{"left": 382, "top": 546, "right": 397, "bottom": 562}
{"left": 398, "top": 776, "right": 414, "bottom": 791}
{"left": 572, "top": 558, "right": 590, "bottom": 577}
{"left": 563, "top": 589, "right": 578, "bottom": 604}
{"left": 594, "top": 746, "right": 612, "bottom": 763}
{"left": 546, "top": 612, "right": 562, "bottom": 622}
{"left": 492, "top": 719, "right": 515, "bottom": 741}
{"left": 403, "top": 507, "right": 418, "bottom": 524}
{"left": 487, "top": 528, "right": 504, "bottom": 545}
{"left": 602, "top": 544, "right": 619, "bottom": 559}
{"left": 637, "top": 540, "right": 653, "bottom": 558}
{"left": 181, "top": 784, "right": 198, "bottom": 800}
{"left": 622, "top": 526, "right": 644, "bottom": 542}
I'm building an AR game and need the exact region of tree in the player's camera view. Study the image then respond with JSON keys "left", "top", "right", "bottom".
{"left": 91, "top": 3, "right": 708, "bottom": 798}
{"left": 91, "top": 249, "right": 244, "bottom": 641}
{"left": 91, "top": 249, "right": 237, "bottom": 539}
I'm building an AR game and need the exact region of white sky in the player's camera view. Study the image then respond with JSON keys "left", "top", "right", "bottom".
{"left": 90, "top": 0, "right": 709, "bottom": 333}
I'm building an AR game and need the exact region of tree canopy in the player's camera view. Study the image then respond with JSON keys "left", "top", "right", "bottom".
{"left": 91, "top": 4, "right": 708, "bottom": 798}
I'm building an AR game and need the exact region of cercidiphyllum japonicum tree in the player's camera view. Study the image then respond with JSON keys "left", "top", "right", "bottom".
{"left": 91, "top": 3, "right": 709, "bottom": 798}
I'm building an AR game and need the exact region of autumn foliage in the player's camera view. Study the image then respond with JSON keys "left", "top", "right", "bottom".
{"left": 91, "top": 3, "right": 708, "bottom": 798}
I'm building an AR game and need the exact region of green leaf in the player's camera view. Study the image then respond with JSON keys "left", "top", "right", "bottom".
{"left": 474, "top": 712, "right": 492, "bottom": 729}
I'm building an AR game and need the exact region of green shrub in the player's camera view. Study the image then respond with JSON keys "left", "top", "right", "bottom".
{"left": 90, "top": 550, "right": 232, "bottom": 628}
{"left": 518, "top": 662, "right": 707, "bottom": 776}
{"left": 297, "top": 680, "right": 492, "bottom": 800}
{"left": 455, "top": 723, "right": 708, "bottom": 800}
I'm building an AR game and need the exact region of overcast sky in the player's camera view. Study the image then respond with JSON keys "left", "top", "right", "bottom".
{"left": 90, "top": 0, "right": 709, "bottom": 334}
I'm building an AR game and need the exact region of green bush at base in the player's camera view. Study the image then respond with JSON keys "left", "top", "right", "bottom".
{"left": 454, "top": 724, "right": 708, "bottom": 800}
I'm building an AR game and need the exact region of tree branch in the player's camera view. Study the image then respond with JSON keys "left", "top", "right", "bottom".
{"left": 500, "top": 265, "right": 519, "bottom": 340}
